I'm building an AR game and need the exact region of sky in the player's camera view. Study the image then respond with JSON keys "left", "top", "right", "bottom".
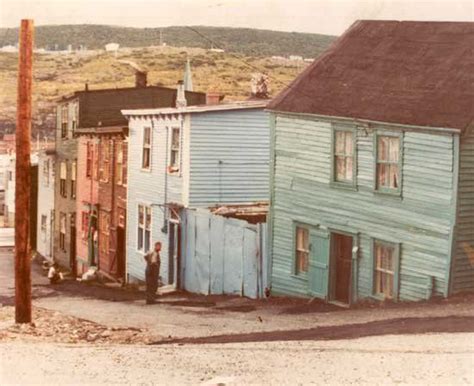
{"left": 0, "top": 0, "right": 472, "bottom": 35}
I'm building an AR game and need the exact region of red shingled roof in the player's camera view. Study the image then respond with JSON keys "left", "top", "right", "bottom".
{"left": 268, "top": 20, "right": 474, "bottom": 132}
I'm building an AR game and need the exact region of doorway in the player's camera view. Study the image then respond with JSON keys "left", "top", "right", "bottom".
{"left": 116, "top": 226, "right": 126, "bottom": 280}
{"left": 330, "top": 233, "right": 353, "bottom": 304}
{"left": 70, "top": 213, "right": 77, "bottom": 277}
{"left": 168, "top": 220, "right": 181, "bottom": 288}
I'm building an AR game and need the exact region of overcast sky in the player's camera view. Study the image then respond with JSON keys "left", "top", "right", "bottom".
{"left": 0, "top": 0, "right": 472, "bottom": 35}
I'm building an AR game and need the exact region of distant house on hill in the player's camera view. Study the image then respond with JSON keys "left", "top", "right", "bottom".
{"left": 105, "top": 43, "right": 120, "bottom": 52}
{"left": 267, "top": 20, "right": 474, "bottom": 304}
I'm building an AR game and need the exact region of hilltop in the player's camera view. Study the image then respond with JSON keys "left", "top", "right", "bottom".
{"left": 0, "top": 25, "right": 336, "bottom": 58}
{"left": 0, "top": 26, "right": 336, "bottom": 137}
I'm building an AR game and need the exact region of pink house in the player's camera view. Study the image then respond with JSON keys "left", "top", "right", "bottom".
{"left": 75, "top": 136, "right": 100, "bottom": 275}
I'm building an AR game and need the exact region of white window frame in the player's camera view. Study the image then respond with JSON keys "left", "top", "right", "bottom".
{"left": 137, "top": 204, "right": 152, "bottom": 253}
{"left": 168, "top": 126, "right": 181, "bottom": 174}
{"left": 141, "top": 127, "right": 152, "bottom": 171}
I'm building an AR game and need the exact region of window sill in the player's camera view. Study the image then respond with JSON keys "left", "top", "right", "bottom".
{"left": 291, "top": 273, "right": 308, "bottom": 282}
{"left": 329, "top": 181, "right": 358, "bottom": 192}
{"left": 140, "top": 168, "right": 152, "bottom": 173}
{"left": 373, "top": 189, "right": 402, "bottom": 200}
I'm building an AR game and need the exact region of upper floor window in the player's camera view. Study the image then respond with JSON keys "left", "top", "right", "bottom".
{"left": 71, "top": 104, "right": 78, "bottom": 131}
{"left": 99, "top": 140, "right": 111, "bottom": 182}
{"left": 168, "top": 127, "right": 181, "bottom": 173}
{"left": 41, "top": 214, "right": 47, "bottom": 238}
{"left": 142, "top": 127, "right": 152, "bottom": 170}
{"left": 61, "top": 105, "right": 68, "bottom": 138}
{"left": 295, "top": 226, "right": 309, "bottom": 275}
{"left": 86, "top": 142, "right": 93, "bottom": 178}
{"left": 70, "top": 161, "right": 77, "bottom": 199}
{"left": 375, "top": 134, "right": 401, "bottom": 194}
{"left": 116, "top": 141, "right": 127, "bottom": 185}
{"left": 60, "top": 161, "right": 67, "bottom": 198}
{"left": 332, "top": 128, "right": 355, "bottom": 186}
{"left": 43, "top": 159, "right": 50, "bottom": 186}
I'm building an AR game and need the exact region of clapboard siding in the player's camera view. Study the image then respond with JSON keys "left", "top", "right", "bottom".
{"left": 126, "top": 116, "right": 184, "bottom": 282}
{"left": 189, "top": 109, "right": 270, "bottom": 206}
{"left": 452, "top": 130, "right": 474, "bottom": 293}
{"left": 271, "top": 113, "right": 456, "bottom": 301}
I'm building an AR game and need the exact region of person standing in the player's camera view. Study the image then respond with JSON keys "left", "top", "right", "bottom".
{"left": 144, "top": 241, "right": 161, "bottom": 304}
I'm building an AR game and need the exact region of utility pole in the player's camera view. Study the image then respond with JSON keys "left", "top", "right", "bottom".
{"left": 15, "top": 19, "right": 34, "bottom": 324}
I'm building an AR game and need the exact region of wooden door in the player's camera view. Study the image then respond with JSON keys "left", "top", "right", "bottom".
{"left": 116, "top": 226, "right": 126, "bottom": 280}
{"left": 308, "top": 231, "right": 330, "bottom": 299}
{"left": 331, "top": 233, "right": 353, "bottom": 304}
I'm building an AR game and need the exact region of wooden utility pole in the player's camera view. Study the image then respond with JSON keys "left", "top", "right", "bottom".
{"left": 15, "top": 19, "right": 34, "bottom": 323}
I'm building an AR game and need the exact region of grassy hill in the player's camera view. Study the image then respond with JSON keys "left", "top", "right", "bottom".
{"left": 0, "top": 25, "right": 336, "bottom": 58}
{"left": 0, "top": 26, "right": 336, "bottom": 137}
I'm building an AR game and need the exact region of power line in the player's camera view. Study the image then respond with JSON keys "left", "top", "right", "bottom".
{"left": 185, "top": 26, "right": 316, "bottom": 101}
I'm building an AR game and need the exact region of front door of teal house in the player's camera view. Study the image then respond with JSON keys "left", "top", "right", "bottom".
{"left": 308, "top": 231, "right": 330, "bottom": 299}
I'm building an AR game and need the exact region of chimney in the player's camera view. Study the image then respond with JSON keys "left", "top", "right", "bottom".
{"left": 206, "top": 92, "right": 222, "bottom": 105}
{"left": 84, "top": 82, "right": 89, "bottom": 91}
{"left": 250, "top": 73, "right": 269, "bottom": 99}
{"left": 176, "top": 80, "right": 187, "bottom": 108}
{"left": 135, "top": 70, "right": 147, "bottom": 88}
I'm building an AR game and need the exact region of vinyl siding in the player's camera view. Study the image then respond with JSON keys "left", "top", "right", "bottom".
{"left": 271, "top": 113, "right": 456, "bottom": 301}
{"left": 189, "top": 109, "right": 270, "bottom": 207}
{"left": 452, "top": 130, "right": 474, "bottom": 293}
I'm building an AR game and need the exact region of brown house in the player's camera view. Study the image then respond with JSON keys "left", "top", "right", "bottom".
{"left": 54, "top": 72, "right": 206, "bottom": 276}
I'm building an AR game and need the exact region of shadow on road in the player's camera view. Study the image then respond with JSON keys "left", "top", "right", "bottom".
{"left": 150, "top": 315, "right": 474, "bottom": 345}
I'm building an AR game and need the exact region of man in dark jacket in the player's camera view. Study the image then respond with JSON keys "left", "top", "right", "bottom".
{"left": 144, "top": 241, "right": 161, "bottom": 304}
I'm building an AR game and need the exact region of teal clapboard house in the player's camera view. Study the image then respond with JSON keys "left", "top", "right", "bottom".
{"left": 267, "top": 20, "right": 474, "bottom": 304}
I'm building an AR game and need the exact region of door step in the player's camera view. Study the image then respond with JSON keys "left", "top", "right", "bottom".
{"left": 329, "top": 300, "right": 350, "bottom": 308}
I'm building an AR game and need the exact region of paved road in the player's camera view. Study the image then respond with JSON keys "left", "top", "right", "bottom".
{"left": 1, "top": 333, "right": 473, "bottom": 385}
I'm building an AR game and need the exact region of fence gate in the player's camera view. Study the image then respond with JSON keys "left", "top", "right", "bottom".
{"left": 182, "top": 209, "right": 267, "bottom": 299}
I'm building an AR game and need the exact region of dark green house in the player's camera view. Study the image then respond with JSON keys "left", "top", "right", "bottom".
{"left": 267, "top": 20, "right": 473, "bottom": 304}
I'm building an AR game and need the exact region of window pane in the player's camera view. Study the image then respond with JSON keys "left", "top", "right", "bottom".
{"left": 389, "top": 165, "right": 399, "bottom": 188}
{"left": 138, "top": 228, "right": 143, "bottom": 250}
{"left": 345, "top": 156, "right": 353, "bottom": 180}
{"left": 377, "top": 163, "right": 389, "bottom": 187}
{"left": 335, "top": 131, "right": 345, "bottom": 154}
{"left": 344, "top": 131, "right": 353, "bottom": 156}
{"left": 336, "top": 156, "right": 346, "bottom": 181}
{"left": 138, "top": 206, "right": 144, "bottom": 225}
{"left": 388, "top": 137, "right": 399, "bottom": 162}
{"left": 378, "top": 136, "right": 389, "bottom": 161}
{"left": 144, "top": 127, "right": 151, "bottom": 145}
{"left": 172, "top": 128, "right": 180, "bottom": 148}
{"left": 145, "top": 230, "right": 151, "bottom": 252}
{"left": 145, "top": 207, "right": 151, "bottom": 229}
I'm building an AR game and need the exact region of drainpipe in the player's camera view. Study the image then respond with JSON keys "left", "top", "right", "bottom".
{"left": 110, "top": 137, "right": 116, "bottom": 274}
{"left": 162, "top": 123, "right": 169, "bottom": 234}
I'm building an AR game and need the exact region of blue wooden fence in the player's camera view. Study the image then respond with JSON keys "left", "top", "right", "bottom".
{"left": 182, "top": 209, "right": 268, "bottom": 299}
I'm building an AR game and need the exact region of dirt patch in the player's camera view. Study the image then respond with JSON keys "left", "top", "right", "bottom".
{"left": 151, "top": 315, "right": 474, "bottom": 345}
{"left": 0, "top": 306, "right": 160, "bottom": 344}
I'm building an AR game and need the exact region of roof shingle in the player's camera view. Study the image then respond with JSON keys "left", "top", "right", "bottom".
{"left": 268, "top": 20, "right": 474, "bottom": 132}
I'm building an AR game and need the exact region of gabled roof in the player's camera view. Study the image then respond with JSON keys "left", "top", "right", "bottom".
{"left": 268, "top": 20, "right": 474, "bottom": 132}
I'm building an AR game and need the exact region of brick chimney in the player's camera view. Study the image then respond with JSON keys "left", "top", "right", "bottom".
{"left": 176, "top": 80, "right": 187, "bottom": 108}
{"left": 135, "top": 70, "right": 147, "bottom": 88}
{"left": 206, "top": 92, "right": 222, "bottom": 105}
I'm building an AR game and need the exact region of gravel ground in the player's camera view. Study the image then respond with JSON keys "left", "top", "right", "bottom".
{"left": 0, "top": 333, "right": 472, "bottom": 385}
